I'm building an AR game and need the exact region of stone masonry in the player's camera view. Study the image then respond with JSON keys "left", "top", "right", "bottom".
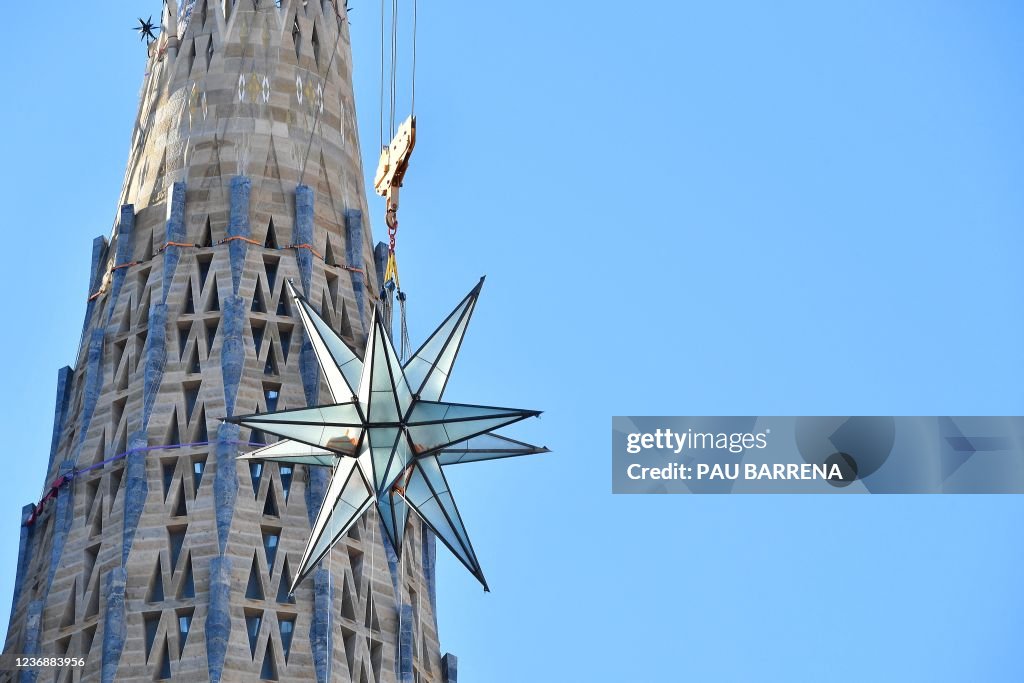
{"left": 3, "top": 2, "right": 453, "bottom": 681}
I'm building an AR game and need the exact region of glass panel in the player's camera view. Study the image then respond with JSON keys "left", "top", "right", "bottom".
{"left": 436, "top": 433, "right": 546, "bottom": 465}
{"left": 408, "top": 402, "right": 447, "bottom": 423}
{"left": 239, "top": 439, "right": 339, "bottom": 467}
{"left": 297, "top": 464, "right": 373, "bottom": 584}
{"left": 367, "top": 428, "right": 399, "bottom": 491}
{"left": 415, "top": 497, "right": 472, "bottom": 567}
{"left": 405, "top": 423, "right": 449, "bottom": 454}
{"left": 296, "top": 295, "right": 362, "bottom": 399}
{"left": 238, "top": 421, "right": 327, "bottom": 448}
{"left": 377, "top": 492, "right": 408, "bottom": 552}
{"left": 321, "top": 426, "right": 360, "bottom": 454}
{"left": 381, "top": 437, "right": 412, "bottom": 493}
{"left": 419, "top": 367, "right": 449, "bottom": 405}
{"left": 404, "top": 286, "right": 477, "bottom": 398}
{"left": 421, "top": 315, "right": 470, "bottom": 401}
{"left": 441, "top": 404, "right": 527, "bottom": 421}
{"left": 368, "top": 391, "right": 400, "bottom": 423}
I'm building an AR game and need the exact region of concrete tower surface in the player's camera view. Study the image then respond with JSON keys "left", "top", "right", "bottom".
{"left": 4, "top": 1, "right": 452, "bottom": 681}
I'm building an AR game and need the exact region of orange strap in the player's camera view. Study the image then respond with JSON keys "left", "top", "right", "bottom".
{"left": 287, "top": 243, "right": 324, "bottom": 260}
{"left": 219, "top": 235, "right": 262, "bottom": 247}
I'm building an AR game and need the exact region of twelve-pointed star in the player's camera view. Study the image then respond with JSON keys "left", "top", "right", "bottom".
{"left": 226, "top": 278, "right": 547, "bottom": 592}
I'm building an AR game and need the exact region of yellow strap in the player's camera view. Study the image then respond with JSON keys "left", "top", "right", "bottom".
{"left": 384, "top": 250, "right": 401, "bottom": 289}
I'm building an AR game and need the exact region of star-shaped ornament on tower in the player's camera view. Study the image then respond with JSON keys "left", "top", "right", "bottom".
{"left": 225, "top": 278, "right": 547, "bottom": 592}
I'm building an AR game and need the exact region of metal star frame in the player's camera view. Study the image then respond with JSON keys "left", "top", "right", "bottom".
{"left": 226, "top": 278, "right": 547, "bottom": 591}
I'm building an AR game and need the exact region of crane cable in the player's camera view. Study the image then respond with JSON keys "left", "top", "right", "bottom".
{"left": 379, "top": 0, "right": 416, "bottom": 361}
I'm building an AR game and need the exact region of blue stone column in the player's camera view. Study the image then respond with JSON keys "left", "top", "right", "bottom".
{"left": 310, "top": 568, "right": 334, "bottom": 683}
{"left": 344, "top": 209, "right": 366, "bottom": 326}
{"left": 220, "top": 295, "right": 246, "bottom": 417}
{"left": 227, "top": 176, "right": 251, "bottom": 295}
{"left": 73, "top": 330, "right": 105, "bottom": 465}
{"left": 294, "top": 185, "right": 315, "bottom": 297}
{"left": 18, "top": 600, "right": 43, "bottom": 683}
{"left": 45, "top": 461, "right": 76, "bottom": 592}
{"left": 422, "top": 522, "right": 438, "bottom": 616}
{"left": 142, "top": 304, "right": 168, "bottom": 426}
{"left": 7, "top": 504, "right": 35, "bottom": 639}
{"left": 81, "top": 236, "right": 108, "bottom": 337}
{"left": 398, "top": 603, "right": 414, "bottom": 683}
{"left": 105, "top": 205, "right": 136, "bottom": 322}
{"left": 214, "top": 423, "right": 240, "bottom": 555}
{"left": 101, "top": 569, "right": 127, "bottom": 683}
{"left": 161, "top": 182, "right": 187, "bottom": 304}
{"left": 206, "top": 557, "right": 233, "bottom": 683}
{"left": 122, "top": 431, "right": 149, "bottom": 566}
{"left": 441, "top": 653, "right": 458, "bottom": 683}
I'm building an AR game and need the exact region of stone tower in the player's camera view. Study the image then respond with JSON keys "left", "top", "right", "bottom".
{"left": 4, "top": 1, "right": 453, "bottom": 681}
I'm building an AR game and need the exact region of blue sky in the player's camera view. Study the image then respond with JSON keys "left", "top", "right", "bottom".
{"left": 1, "top": 1, "right": 1023, "bottom": 680}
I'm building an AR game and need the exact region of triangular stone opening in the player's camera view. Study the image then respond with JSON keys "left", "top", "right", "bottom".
{"left": 279, "top": 464, "right": 293, "bottom": 501}
{"left": 166, "top": 407, "right": 180, "bottom": 446}
{"left": 264, "top": 347, "right": 278, "bottom": 376}
{"left": 155, "top": 636, "right": 171, "bottom": 680}
{"left": 324, "top": 238, "right": 337, "bottom": 266}
{"left": 82, "top": 624, "right": 97, "bottom": 658}
{"left": 279, "top": 615, "right": 295, "bottom": 662}
{"left": 261, "top": 639, "right": 279, "bottom": 680}
{"left": 85, "top": 574, "right": 100, "bottom": 619}
{"left": 341, "top": 624, "right": 358, "bottom": 677}
{"left": 143, "top": 613, "right": 161, "bottom": 660}
{"left": 169, "top": 525, "right": 187, "bottom": 571}
{"left": 246, "top": 553, "right": 265, "bottom": 599}
{"left": 162, "top": 460, "right": 176, "bottom": 500}
{"left": 250, "top": 461, "right": 264, "bottom": 497}
{"left": 183, "top": 281, "right": 196, "bottom": 314}
{"left": 177, "top": 607, "right": 194, "bottom": 655}
{"left": 347, "top": 546, "right": 364, "bottom": 589}
{"left": 178, "top": 324, "right": 191, "bottom": 360}
{"left": 245, "top": 611, "right": 262, "bottom": 657}
{"left": 59, "top": 578, "right": 77, "bottom": 628}
{"left": 109, "top": 465, "right": 126, "bottom": 504}
{"left": 278, "top": 325, "right": 293, "bottom": 362}
{"left": 265, "top": 219, "right": 279, "bottom": 249}
{"left": 184, "top": 383, "right": 201, "bottom": 422}
{"left": 148, "top": 560, "right": 165, "bottom": 603}
{"left": 192, "top": 457, "right": 206, "bottom": 494}
{"left": 263, "top": 486, "right": 279, "bottom": 517}
{"left": 197, "top": 255, "right": 213, "bottom": 290}
{"left": 252, "top": 284, "right": 266, "bottom": 313}
{"left": 173, "top": 480, "right": 188, "bottom": 517}
{"left": 320, "top": 289, "right": 335, "bottom": 329}
{"left": 340, "top": 580, "right": 357, "bottom": 621}
{"left": 252, "top": 322, "right": 266, "bottom": 354}
{"left": 264, "top": 258, "right": 280, "bottom": 292}
{"left": 83, "top": 543, "right": 100, "bottom": 587}
{"left": 364, "top": 590, "right": 380, "bottom": 631}
{"left": 200, "top": 216, "right": 213, "bottom": 247}
{"left": 276, "top": 559, "right": 295, "bottom": 604}
{"left": 262, "top": 527, "right": 280, "bottom": 571}
{"left": 194, "top": 405, "right": 208, "bottom": 443}
{"left": 178, "top": 554, "right": 196, "bottom": 599}
{"left": 205, "top": 319, "right": 219, "bottom": 354}
{"left": 206, "top": 276, "right": 220, "bottom": 312}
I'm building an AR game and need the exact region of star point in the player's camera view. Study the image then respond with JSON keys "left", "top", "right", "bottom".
{"left": 233, "top": 280, "right": 547, "bottom": 590}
